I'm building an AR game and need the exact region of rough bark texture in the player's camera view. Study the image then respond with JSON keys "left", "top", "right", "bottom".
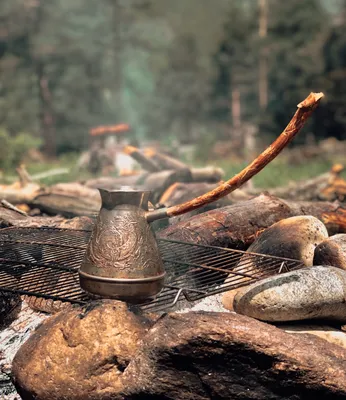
{"left": 30, "top": 182, "right": 100, "bottom": 217}
{"left": 158, "top": 182, "right": 248, "bottom": 226}
{"left": 123, "top": 145, "right": 161, "bottom": 172}
{"left": 0, "top": 205, "right": 94, "bottom": 230}
{"left": 159, "top": 193, "right": 346, "bottom": 249}
{"left": 121, "top": 312, "right": 346, "bottom": 399}
{"left": 0, "top": 182, "right": 41, "bottom": 205}
{"left": 254, "top": 164, "right": 346, "bottom": 202}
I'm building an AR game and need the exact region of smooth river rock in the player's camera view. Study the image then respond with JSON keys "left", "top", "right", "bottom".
{"left": 314, "top": 234, "right": 346, "bottom": 270}
{"left": 233, "top": 265, "right": 346, "bottom": 322}
{"left": 278, "top": 323, "right": 346, "bottom": 350}
{"left": 222, "top": 215, "right": 328, "bottom": 311}
{"left": 240, "top": 215, "right": 328, "bottom": 266}
{"left": 12, "top": 300, "right": 153, "bottom": 400}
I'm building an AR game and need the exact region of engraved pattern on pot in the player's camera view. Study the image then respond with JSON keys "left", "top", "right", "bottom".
{"left": 87, "top": 211, "right": 161, "bottom": 274}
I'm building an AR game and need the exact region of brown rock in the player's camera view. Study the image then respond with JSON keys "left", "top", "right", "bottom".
{"left": 12, "top": 300, "right": 153, "bottom": 400}
{"left": 242, "top": 215, "right": 328, "bottom": 266}
{"left": 121, "top": 312, "right": 346, "bottom": 399}
{"left": 314, "top": 234, "right": 346, "bottom": 270}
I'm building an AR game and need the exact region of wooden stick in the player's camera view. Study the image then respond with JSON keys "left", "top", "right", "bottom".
{"left": 16, "top": 164, "right": 32, "bottom": 187}
{"left": 144, "top": 148, "right": 189, "bottom": 171}
{"left": 123, "top": 145, "right": 161, "bottom": 173}
{"left": 166, "top": 92, "right": 324, "bottom": 218}
{"left": 1, "top": 199, "right": 28, "bottom": 216}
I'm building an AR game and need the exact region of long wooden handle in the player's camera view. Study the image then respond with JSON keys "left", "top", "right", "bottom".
{"left": 166, "top": 92, "right": 324, "bottom": 218}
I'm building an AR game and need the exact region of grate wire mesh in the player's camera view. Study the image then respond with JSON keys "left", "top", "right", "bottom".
{"left": 0, "top": 227, "right": 305, "bottom": 313}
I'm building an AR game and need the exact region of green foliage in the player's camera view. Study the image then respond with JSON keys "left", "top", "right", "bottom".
{"left": 317, "top": 3, "right": 346, "bottom": 140}
{"left": 210, "top": 1, "right": 257, "bottom": 125}
{"left": 264, "top": 0, "right": 328, "bottom": 142}
{"left": 0, "top": 128, "right": 42, "bottom": 171}
{"left": 0, "top": 0, "right": 345, "bottom": 158}
{"left": 215, "top": 157, "right": 344, "bottom": 189}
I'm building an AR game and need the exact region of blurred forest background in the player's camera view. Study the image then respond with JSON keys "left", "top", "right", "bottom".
{"left": 0, "top": 0, "right": 346, "bottom": 186}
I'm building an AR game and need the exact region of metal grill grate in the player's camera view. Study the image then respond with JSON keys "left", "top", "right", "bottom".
{"left": 0, "top": 227, "right": 305, "bottom": 313}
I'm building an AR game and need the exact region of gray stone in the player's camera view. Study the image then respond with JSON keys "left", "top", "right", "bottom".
{"left": 278, "top": 323, "right": 346, "bottom": 350}
{"left": 314, "top": 234, "right": 346, "bottom": 270}
{"left": 233, "top": 265, "right": 346, "bottom": 322}
{"left": 222, "top": 216, "right": 328, "bottom": 312}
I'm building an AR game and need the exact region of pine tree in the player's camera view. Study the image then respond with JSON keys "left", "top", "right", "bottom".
{"left": 263, "top": 0, "right": 328, "bottom": 142}
{"left": 209, "top": 1, "right": 257, "bottom": 134}
{"left": 145, "top": 35, "right": 210, "bottom": 144}
{"left": 318, "top": 1, "right": 346, "bottom": 140}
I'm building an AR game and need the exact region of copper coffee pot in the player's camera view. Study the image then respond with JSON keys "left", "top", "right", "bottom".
{"left": 79, "top": 93, "right": 323, "bottom": 303}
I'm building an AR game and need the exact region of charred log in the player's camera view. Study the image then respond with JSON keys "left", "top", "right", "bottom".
{"left": 158, "top": 193, "right": 346, "bottom": 249}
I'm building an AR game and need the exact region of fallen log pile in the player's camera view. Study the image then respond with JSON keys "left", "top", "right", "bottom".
{"left": 0, "top": 147, "right": 228, "bottom": 218}
{"left": 250, "top": 163, "right": 346, "bottom": 202}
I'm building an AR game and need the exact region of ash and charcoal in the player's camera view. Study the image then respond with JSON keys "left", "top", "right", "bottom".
{"left": 0, "top": 301, "right": 48, "bottom": 399}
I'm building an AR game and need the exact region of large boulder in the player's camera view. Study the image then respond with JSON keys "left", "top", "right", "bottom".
{"left": 121, "top": 312, "right": 346, "bottom": 399}
{"left": 12, "top": 300, "right": 153, "bottom": 400}
{"left": 233, "top": 266, "right": 346, "bottom": 322}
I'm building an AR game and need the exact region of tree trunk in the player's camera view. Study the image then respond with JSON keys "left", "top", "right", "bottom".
{"left": 36, "top": 62, "right": 56, "bottom": 158}
{"left": 33, "top": 2, "right": 56, "bottom": 158}
{"left": 258, "top": 0, "right": 268, "bottom": 109}
{"left": 110, "top": 0, "right": 124, "bottom": 119}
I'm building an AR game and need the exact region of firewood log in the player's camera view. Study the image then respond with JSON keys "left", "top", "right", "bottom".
{"left": 144, "top": 148, "right": 190, "bottom": 171}
{"left": 158, "top": 182, "right": 250, "bottom": 225}
{"left": 30, "top": 183, "right": 100, "bottom": 217}
{"left": 158, "top": 193, "right": 346, "bottom": 249}
{"left": 83, "top": 175, "right": 146, "bottom": 189}
{"left": 123, "top": 145, "right": 161, "bottom": 172}
{"left": 0, "top": 205, "right": 94, "bottom": 229}
{"left": 189, "top": 167, "right": 225, "bottom": 183}
{"left": 250, "top": 164, "right": 346, "bottom": 202}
